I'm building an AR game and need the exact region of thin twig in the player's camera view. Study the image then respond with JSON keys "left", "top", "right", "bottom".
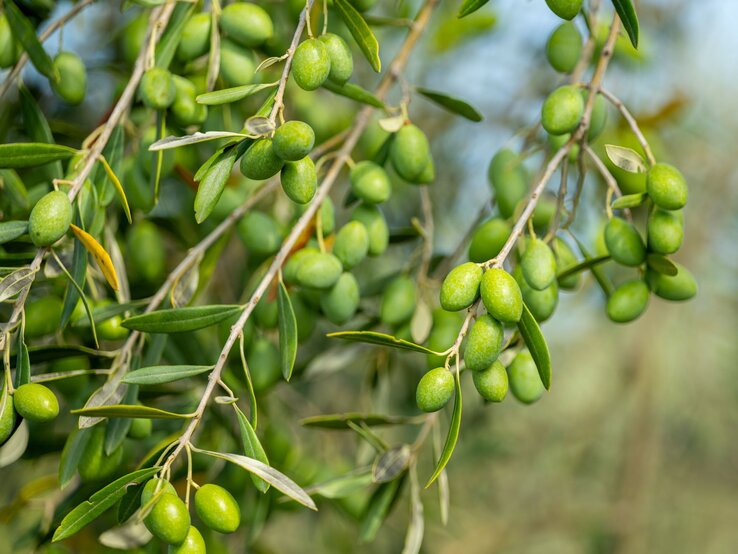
{"left": 584, "top": 144, "right": 632, "bottom": 221}
{"left": 599, "top": 87, "right": 657, "bottom": 167}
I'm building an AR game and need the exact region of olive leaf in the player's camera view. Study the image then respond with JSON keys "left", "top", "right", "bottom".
{"left": 647, "top": 253, "right": 678, "bottom": 276}
{"left": 78, "top": 380, "right": 126, "bottom": 429}
{"left": 425, "top": 371, "right": 462, "bottom": 488}
{"left": 360, "top": 474, "right": 407, "bottom": 543}
{"left": 4, "top": 2, "right": 57, "bottom": 81}
{"left": 58, "top": 428, "right": 92, "bottom": 488}
{"left": 572, "top": 235, "right": 614, "bottom": 297}
{"left": 194, "top": 142, "right": 248, "bottom": 224}
{"left": 373, "top": 445, "right": 412, "bottom": 484}
{"left": 71, "top": 404, "right": 192, "bottom": 420}
{"left": 53, "top": 251, "right": 99, "bottom": 348}
{"left": 333, "top": 0, "right": 381, "bottom": 72}
{"left": 51, "top": 467, "right": 161, "bottom": 542}
{"left": 13, "top": 333, "right": 30, "bottom": 389}
{"left": 69, "top": 224, "right": 120, "bottom": 291}
{"left": 32, "top": 369, "right": 108, "bottom": 384}
{"left": 378, "top": 115, "right": 406, "bottom": 133}
{"left": 322, "top": 80, "right": 385, "bottom": 108}
{"left": 104, "top": 385, "right": 137, "bottom": 456}
{"left": 0, "top": 420, "right": 29, "bottom": 468}
{"left": 0, "top": 220, "right": 28, "bottom": 245}
{"left": 72, "top": 299, "right": 148, "bottom": 328}
{"left": 402, "top": 466, "right": 425, "bottom": 554}
{"left": 611, "top": 192, "right": 647, "bottom": 210}
{"left": 19, "top": 86, "right": 63, "bottom": 180}
{"left": 122, "top": 365, "right": 213, "bottom": 386}
{"left": 517, "top": 302, "right": 552, "bottom": 390}
{"left": 277, "top": 280, "right": 298, "bottom": 381}
{"left": 60, "top": 215, "right": 88, "bottom": 328}
{"left": 604, "top": 144, "right": 647, "bottom": 174}
{"left": 154, "top": 2, "right": 194, "bottom": 70}
{"left": 300, "top": 412, "right": 419, "bottom": 429}
{"left": 244, "top": 116, "right": 275, "bottom": 136}
{"left": 122, "top": 305, "right": 242, "bottom": 333}
{"left": 234, "top": 405, "right": 270, "bottom": 493}
{"left": 0, "top": 143, "right": 77, "bottom": 169}
{"left": 556, "top": 254, "right": 610, "bottom": 282}
{"left": 0, "top": 266, "right": 36, "bottom": 303}
{"left": 612, "top": 0, "right": 639, "bottom": 48}
{"left": 327, "top": 330, "right": 441, "bottom": 355}
{"left": 457, "top": 0, "right": 490, "bottom": 18}
{"left": 306, "top": 468, "right": 373, "bottom": 499}
{"left": 196, "top": 83, "right": 279, "bottom": 105}
{"left": 0, "top": 169, "right": 29, "bottom": 210}
{"left": 150, "top": 131, "right": 250, "bottom": 151}
{"left": 170, "top": 256, "right": 201, "bottom": 308}
{"left": 116, "top": 481, "right": 145, "bottom": 524}
{"left": 416, "top": 88, "right": 484, "bottom": 122}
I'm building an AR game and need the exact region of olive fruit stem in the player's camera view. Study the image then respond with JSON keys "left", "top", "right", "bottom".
{"left": 598, "top": 88, "right": 657, "bottom": 167}
{"left": 583, "top": 145, "right": 632, "bottom": 222}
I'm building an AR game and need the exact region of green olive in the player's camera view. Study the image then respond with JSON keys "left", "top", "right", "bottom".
{"left": 464, "top": 315, "right": 503, "bottom": 372}
{"left": 548, "top": 132, "right": 580, "bottom": 162}
{"left": 351, "top": 204, "right": 389, "bottom": 256}
{"left": 507, "top": 351, "right": 545, "bottom": 404}
{"left": 552, "top": 237, "right": 580, "bottom": 290}
{"left": 247, "top": 338, "right": 281, "bottom": 392}
{"left": 416, "top": 367, "right": 454, "bottom": 412}
{"left": 606, "top": 279, "right": 650, "bottom": 323}
{"left": 320, "top": 272, "right": 360, "bottom": 325}
{"left": 95, "top": 300, "right": 130, "bottom": 341}
{"left": 139, "top": 68, "right": 176, "bottom": 110}
{"left": 319, "top": 197, "right": 335, "bottom": 235}
{"left": 238, "top": 211, "right": 283, "bottom": 257}
{"left": 194, "top": 484, "right": 240, "bottom": 533}
{"left": 128, "top": 220, "right": 166, "bottom": 283}
{"left": 51, "top": 52, "right": 87, "bottom": 105}
{"left": 414, "top": 157, "right": 435, "bottom": 185}
{"left": 480, "top": 268, "right": 523, "bottom": 323}
{"left": 168, "top": 526, "right": 206, "bottom": 554}
{"left": 283, "top": 247, "right": 320, "bottom": 285}
{"left": 121, "top": 13, "right": 148, "bottom": 66}
{"left": 425, "top": 310, "right": 464, "bottom": 368}
{"left": 145, "top": 492, "right": 191, "bottom": 545}
{"left": 79, "top": 425, "right": 123, "bottom": 482}
{"left": 28, "top": 190, "right": 72, "bottom": 247}
{"left": 272, "top": 121, "right": 315, "bottom": 162}
{"left": 177, "top": 13, "right": 211, "bottom": 62}
{"left": 472, "top": 360, "right": 508, "bottom": 403}
{"left": 468, "top": 218, "right": 511, "bottom": 263}
{"left": 546, "top": 22, "right": 582, "bottom": 73}
{"left": 219, "top": 38, "right": 257, "bottom": 87}
{"left": 390, "top": 124, "right": 431, "bottom": 182}
{"left": 292, "top": 38, "right": 331, "bottom": 91}
{"left": 47, "top": 355, "right": 90, "bottom": 397}
{"left": 604, "top": 216, "right": 646, "bottom": 266}
{"left": 647, "top": 263, "right": 697, "bottom": 301}
{"left": 350, "top": 161, "right": 392, "bottom": 204}
{"left": 254, "top": 296, "right": 278, "bottom": 329}
{"left": 487, "top": 149, "right": 528, "bottom": 219}
{"left": 171, "top": 76, "right": 204, "bottom": 127}
{"left": 380, "top": 276, "right": 417, "bottom": 326}
{"left": 128, "top": 417, "right": 152, "bottom": 439}
{"left": 220, "top": 2, "right": 273, "bottom": 48}
{"left": 296, "top": 252, "right": 343, "bottom": 289}
{"left": 0, "top": 394, "right": 15, "bottom": 444}
{"left": 281, "top": 157, "right": 317, "bottom": 204}
{"left": 240, "top": 139, "right": 284, "bottom": 180}
{"left": 646, "top": 163, "right": 688, "bottom": 210}
{"left": 541, "top": 85, "right": 584, "bottom": 136}
{"left": 25, "top": 296, "right": 63, "bottom": 339}
{"left": 647, "top": 208, "right": 683, "bottom": 255}
{"left": 545, "top": 0, "right": 582, "bottom": 20}
{"left": 439, "top": 262, "right": 483, "bottom": 312}
{"left": 514, "top": 265, "right": 559, "bottom": 322}
{"left": 0, "top": 14, "right": 21, "bottom": 69}
{"left": 142, "top": 479, "right": 178, "bottom": 506}
{"left": 586, "top": 91, "right": 608, "bottom": 141}
{"left": 332, "top": 221, "right": 369, "bottom": 269}
{"left": 318, "top": 33, "right": 353, "bottom": 85}
{"left": 521, "top": 238, "right": 557, "bottom": 291}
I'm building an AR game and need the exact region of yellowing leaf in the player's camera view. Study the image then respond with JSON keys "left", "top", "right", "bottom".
{"left": 69, "top": 224, "right": 120, "bottom": 291}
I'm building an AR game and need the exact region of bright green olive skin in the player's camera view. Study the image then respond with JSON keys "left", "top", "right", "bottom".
{"left": 605, "top": 217, "right": 646, "bottom": 266}
{"left": 128, "top": 220, "right": 166, "bottom": 283}
{"left": 139, "top": 68, "right": 176, "bottom": 110}
{"left": 168, "top": 526, "right": 206, "bottom": 554}
{"left": 647, "top": 263, "right": 697, "bottom": 301}
{"left": 321, "top": 272, "right": 360, "bottom": 325}
{"left": 586, "top": 92, "right": 608, "bottom": 141}
{"left": 241, "top": 139, "right": 283, "bottom": 180}
{"left": 464, "top": 315, "right": 503, "bottom": 372}
{"left": 521, "top": 239, "right": 557, "bottom": 291}
{"left": 440, "top": 262, "right": 483, "bottom": 312}
{"left": 480, "top": 268, "right": 523, "bottom": 323}
{"left": 350, "top": 161, "right": 391, "bottom": 204}
{"left": 545, "top": 0, "right": 583, "bottom": 20}
{"left": 238, "top": 211, "right": 283, "bottom": 257}
{"left": 647, "top": 163, "right": 688, "bottom": 210}
{"left": 333, "top": 221, "right": 369, "bottom": 269}
{"left": 171, "top": 76, "right": 204, "bottom": 127}
{"left": 425, "top": 310, "right": 464, "bottom": 368}
{"left": 487, "top": 149, "right": 528, "bottom": 219}
{"left": 546, "top": 22, "right": 582, "bottom": 73}
{"left": 507, "top": 352, "right": 545, "bottom": 404}
{"left": 79, "top": 426, "right": 123, "bottom": 482}
{"left": 319, "top": 198, "right": 335, "bottom": 235}
{"left": 296, "top": 252, "right": 343, "bottom": 289}
{"left": 0, "top": 15, "right": 20, "bottom": 68}
{"left": 51, "top": 52, "right": 87, "bottom": 105}
{"left": 281, "top": 157, "right": 317, "bottom": 204}
{"left": 292, "top": 39, "right": 331, "bottom": 91}
{"left": 553, "top": 237, "right": 580, "bottom": 289}
{"left": 647, "top": 208, "right": 683, "bottom": 254}
{"left": 283, "top": 247, "right": 320, "bottom": 285}
{"left": 219, "top": 38, "right": 257, "bottom": 87}
{"left": 515, "top": 266, "right": 559, "bottom": 322}
{"left": 177, "top": 13, "right": 211, "bottom": 62}
{"left": 416, "top": 368, "right": 454, "bottom": 413}
{"left": 473, "top": 360, "right": 508, "bottom": 402}
{"left": 128, "top": 417, "right": 152, "bottom": 439}
{"left": 195, "top": 484, "right": 240, "bottom": 534}
{"left": 0, "top": 395, "right": 15, "bottom": 444}
{"left": 145, "top": 493, "right": 191, "bottom": 545}
{"left": 351, "top": 204, "right": 389, "bottom": 256}
{"left": 95, "top": 302, "right": 129, "bottom": 341}
{"left": 380, "top": 276, "right": 417, "bottom": 326}
{"left": 390, "top": 124, "right": 431, "bottom": 182}
{"left": 272, "top": 121, "right": 315, "bottom": 161}
{"left": 541, "top": 85, "right": 584, "bottom": 135}
{"left": 25, "top": 296, "right": 63, "bottom": 338}
{"left": 247, "top": 338, "right": 281, "bottom": 393}
{"left": 415, "top": 158, "right": 435, "bottom": 185}
{"left": 142, "top": 479, "right": 178, "bottom": 506}
{"left": 28, "top": 190, "right": 72, "bottom": 247}
{"left": 319, "top": 33, "right": 353, "bottom": 84}
{"left": 468, "top": 218, "right": 511, "bottom": 263}
{"left": 607, "top": 280, "right": 650, "bottom": 323}
{"left": 220, "top": 2, "right": 273, "bottom": 48}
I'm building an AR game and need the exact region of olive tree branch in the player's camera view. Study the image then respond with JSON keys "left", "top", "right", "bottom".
{"left": 598, "top": 87, "right": 657, "bottom": 166}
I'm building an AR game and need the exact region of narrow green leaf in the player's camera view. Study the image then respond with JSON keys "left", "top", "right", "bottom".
{"left": 0, "top": 266, "right": 35, "bottom": 303}
{"left": 5, "top": 1, "right": 57, "bottom": 81}
{"left": 20, "top": 86, "right": 63, "bottom": 180}
{"left": 121, "top": 305, "right": 242, "bottom": 333}
{"left": 196, "top": 82, "right": 279, "bottom": 105}
{"left": 0, "top": 143, "right": 77, "bottom": 169}
{"left": 612, "top": 0, "right": 639, "bottom": 48}
{"left": 327, "top": 330, "right": 440, "bottom": 355}
{"left": 52, "top": 467, "right": 160, "bottom": 542}
{"left": 301, "top": 413, "right": 419, "bottom": 429}
{"left": 104, "top": 385, "right": 137, "bottom": 456}
{"left": 611, "top": 192, "right": 647, "bottom": 210}
{"left": 14, "top": 334, "right": 31, "bottom": 389}
{"left": 194, "top": 142, "right": 247, "bottom": 224}
{"left": 372, "top": 445, "right": 412, "bottom": 484}
{"left": 402, "top": 466, "right": 425, "bottom": 554}
{"left": 458, "top": 0, "right": 490, "bottom": 18}
{"left": 647, "top": 253, "right": 678, "bottom": 276}
{"left": 416, "top": 88, "right": 483, "bottom": 122}
{"left": 604, "top": 144, "right": 647, "bottom": 174}
{"left": 154, "top": 2, "right": 194, "bottom": 70}
{"left": 333, "top": 0, "right": 381, "bottom": 72}
{"left": 425, "top": 371, "right": 462, "bottom": 488}
{"left": 517, "top": 303, "right": 552, "bottom": 390}
{"left": 322, "top": 80, "right": 385, "bottom": 108}
{"left": 234, "top": 406, "right": 270, "bottom": 493}
{"left": 72, "top": 299, "right": 149, "bottom": 328}
{"left": 151, "top": 110, "right": 165, "bottom": 202}
{"left": 0, "top": 169, "right": 29, "bottom": 211}
{"left": 307, "top": 468, "right": 373, "bottom": 499}
{"left": 23, "top": 344, "right": 117, "bottom": 365}
{"left": 116, "top": 482, "right": 145, "bottom": 524}
{"left": 572, "top": 235, "right": 614, "bottom": 296}
{"left": 59, "top": 427, "right": 93, "bottom": 488}
{"left": 277, "top": 281, "right": 298, "bottom": 381}
{"left": 360, "top": 475, "right": 407, "bottom": 542}
{"left": 54, "top": 250, "right": 98, "bottom": 348}
{"left": 150, "top": 131, "right": 249, "bottom": 151}
{"left": 122, "top": 365, "right": 213, "bottom": 385}
{"left": 71, "top": 404, "right": 191, "bottom": 420}
{"left": 556, "top": 254, "right": 610, "bottom": 282}
{"left": 97, "top": 125, "right": 125, "bottom": 206}
{"left": 60, "top": 214, "right": 88, "bottom": 329}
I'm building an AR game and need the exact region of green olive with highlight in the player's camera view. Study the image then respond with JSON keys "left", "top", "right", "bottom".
{"left": 472, "top": 360, "right": 508, "bottom": 403}
{"left": 296, "top": 252, "right": 343, "bottom": 289}
{"left": 541, "top": 85, "right": 584, "bottom": 136}
{"left": 51, "top": 52, "right": 87, "bottom": 105}
{"left": 139, "top": 67, "right": 176, "bottom": 110}
{"left": 439, "top": 262, "right": 483, "bottom": 312}
{"left": 546, "top": 22, "right": 582, "bottom": 73}
{"left": 273, "top": 121, "right": 315, "bottom": 162}
{"left": 319, "top": 33, "right": 353, "bottom": 84}
{"left": 545, "top": 0, "right": 583, "bottom": 20}
{"left": 141, "top": 479, "right": 177, "bottom": 506}
{"left": 521, "top": 238, "right": 557, "bottom": 291}
{"left": 515, "top": 265, "right": 559, "bottom": 323}
{"left": 321, "top": 272, "right": 360, "bottom": 325}
{"left": 605, "top": 217, "right": 646, "bottom": 266}
{"left": 144, "top": 492, "right": 191, "bottom": 545}
{"left": 280, "top": 157, "right": 317, "bottom": 204}
{"left": 390, "top": 124, "right": 432, "bottom": 182}
{"left": 647, "top": 263, "right": 697, "bottom": 301}
{"left": 177, "top": 13, "right": 211, "bottom": 62}
{"left": 468, "top": 218, "right": 511, "bottom": 264}
{"left": 194, "top": 484, "right": 241, "bottom": 534}
{"left": 13, "top": 383, "right": 58, "bottom": 423}
{"left": 380, "top": 276, "right": 417, "bottom": 326}
{"left": 647, "top": 208, "right": 683, "bottom": 255}
{"left": 350, "top": 161, "right": 392, "bottom": 204}
{"left": 464, "top": 315, "right": 504, "bottom": 372}
{"left": 28, "top": 190, "right": 72, "bottom": 247}
{"left": 332, "top": 221, "right": 369, "bottom": 269}
{"left": 480, "top": 268, "right": 523, "bottom": 323}
{"left": 416, "top": 367, "right": 455, "bottom": 413}
{"left": 647, "top": 163, "right": 688, "bottom": 210}
{"left": 168, "top": 526, "right": 206, "bottom": 554}
{"left": 292, "top": 38, "right": 331, "bottom": 91}
{"left": 220, "top": 2, "right": 273, "bottom": 48}
{"left": 0, "top": 394, "right": 15, "bottom": 444}
{"left": 241, "top": 139, "right": 284, "bottom": 181}
{"left": 507, "top": 351, "right": 545, "bottom": 404}
{"left": 606, "top": 280, "right": 650, "bottom": 323}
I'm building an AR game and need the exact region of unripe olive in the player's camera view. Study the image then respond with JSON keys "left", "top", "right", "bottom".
{"left": 546, "top": 22, "right": 582, "bottom": 73}
{"left": 545, "top": 0, "right": 582, "bottom": 20}
{"left": 416, "top": 367, "right": 454, "bottom": 412}
{"left": 272, "top": 121, "right": 315, "bottom": 162}
{"left": 350, "top": 161, "right": 392, "bottom": 204}
{"left": 648, "top": 263, "right": 697, "bottom": 301}
{"left": 238, "top": 211, "right": 283, "bottom": 257}
{"left": 0, "top": 14, "right": 20, "bottom": 69}
{"left": 480, "top": 268, "right": 523, "bottom": 323}
{"left": 128, "top": 417, "right": 152, "bottom": 439}
{"left": 552, "top": 237, "right": 580, "bottom": 289}
{"left": 606, "top": 279, "right": 649, "bottom": 323}
{"left": 647, "top": 208, "right": 683, "bottom": 254}
{"left": 320, "top": 272, "right": 360, "bottom": 325}
{"left": 48, "top": 355, "right": 90, "bottom": 397}
{"left": 515, "top": 265, "right": 559, "bottom": 322}
{"left": 296, "top": 252, "right": 343, "bottom": 289}
{"left": 28, "top": 190, "right": 72, "bottom": 247}
{"left": 177, "top": 13, "right": 211, "bottom": 62}
{"left": 425, "top": 310, "right": 464, "bottom": 368}
{"left": 604, "top": 217, "right": 646, "bottom": 266}
{"left": 521, "top": 238, "right": 557, "bottom": 291}
{"left": 468, "top": 218, "right": 511, "bottom": 263}
{"left": 220, "top": 2, "right": 273, "bottom": 47}
{"left": 168, "top": 526, "right": 206, "bottom": 554}
{"left": 25, "top": 296, "right": 63, "bottom": 338}
{"left": 51, "top": 52, "right": 87, "bottom": 105}
{"left": 507, "top": 351, "right": 545, "bottom": 404}
{"left": 0, "top": 394, "right": 15, "bottom": 444}
{"left": 121, "top": 12, "right": 148, "bottom": 66}
{"left": 440, "top": 262, "right": 483, "bottom": 312}
{"left": 292, "top": 39, "right": 331, "bottom": 91}
{"left": 463, "top": 315, "right": 503, "bottom": 372}
{"left": 247, "top": 338, "right": 281, "bottom": 392}
{"left": 415, "top": 158, "right": 435, "bottom": 185}
{"left": 139, "top": 68, "right": 176, "bottom": 110}
{"left": 548, "top": 132, "right": 580, "bottom": 162}
{"left": 319, "top": 197, "right": 336, "bottom": 235}
{"left": 254, "top": 296, "right": 278, "bottom": 329}
{"left": 472, "top": 360, "right": 508, "bottom": 402}
{"left": 145, "top": 493, "right": 191, "bottom": 545}
{"left": 143, "top": 479, "right": 178, "bottom": 507}
{"left": 79, "top": 425, "right": 123, "bottom": 482}
{"left": 487, "top": 149, "right": 528, "bottom": 219}
{"left": 171, "top": 76, "right": 202, "bottom": 127}
{"left": 283, "top": 247, "right": 319, "bottom": 285}
{"left": 128, "top": 220, "right": 166, "bottom": 283}
{"left": 587, "top": 92, "right": 608, "bottom": 141}
{"left": 318, "top": 33, "right": 353, "bottom": 85}
{"left": 380, "top": 276, "right": 417, "bottom": 326}
{"left": 646, "top": 163, "right": 688, "bottom": 210}
{"left": 195, "top": 484, "right": 240, "bottom": 533}
{"left": 95, "top": 300, "right": 130, "bottom": 341}
{"left": 240, "top": 139, "right": 284, "bottom": 181}
{"left": 219, "top": 38, "right": 257, "bottom": 87}
{"left": 390, "top": 124, "right": 432, "bottom": 182}
{"left": 541, "top": 85, "right": 584, "bottom": 136}
{"left": 531, "top": 197, "right": 557, "bottom": 230}
{"left": 333, "top": 221, "right": 369, "bottom": 269}
{"left": 351, "top": 204, "right": 389, "bottom": 256}
{"left": 281, "top": 157, "right": 317, "bottom": 204}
